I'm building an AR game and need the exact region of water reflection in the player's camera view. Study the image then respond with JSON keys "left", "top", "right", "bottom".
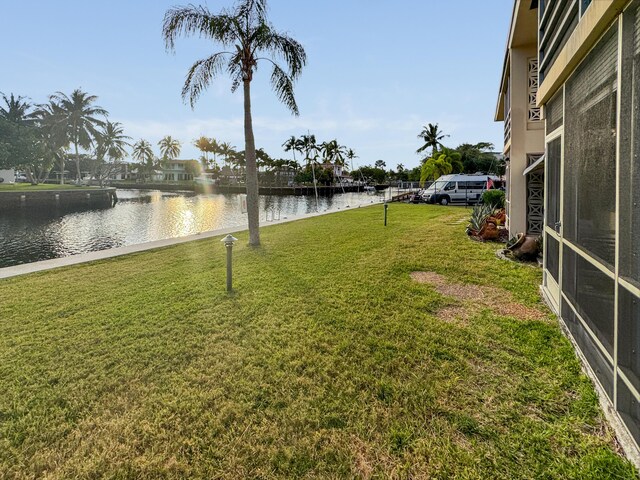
{"left": 0, "top": 189, "right": 387, "bottom": 267}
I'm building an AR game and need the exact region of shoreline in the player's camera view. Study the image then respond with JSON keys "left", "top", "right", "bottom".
{"left": 0, "top": 200, "right": 383, "bottom": 280}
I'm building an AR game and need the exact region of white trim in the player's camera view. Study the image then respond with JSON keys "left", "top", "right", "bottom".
{"left": 523, "top": 154, "right": 546, "bottom": 176}
{"left": 614, "top": 15, "right": 623, "bottom": 408}
{"left": 620, "top": 277, "right": 640, "bottom": 298}
{"left": 562, "top": 238, "right": 616, "bottom": 279}
{"left": 618, "top": 368, "right": 640, "bottom": 403}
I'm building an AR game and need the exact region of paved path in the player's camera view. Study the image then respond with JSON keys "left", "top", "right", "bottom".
{"left": 0, "top": 201, "right": 384, "bottom": 280}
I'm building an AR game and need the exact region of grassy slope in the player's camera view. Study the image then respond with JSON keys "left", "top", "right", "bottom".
{"left": 0, "top": 204, "right": 635, "bottom": 479}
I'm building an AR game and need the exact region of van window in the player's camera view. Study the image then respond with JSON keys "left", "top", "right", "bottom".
{"left": 458, "top": 181, "right": 468, "bottom": 189}
{"left": 468, "top": 181, "right": 485, "bottom": 189}
{"left": 443, "top": 182, "right": 456, "bottom": 191}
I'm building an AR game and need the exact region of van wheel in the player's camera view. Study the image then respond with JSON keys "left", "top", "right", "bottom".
{"left": 439, "top": 196, "right": 450, "bottom": 206}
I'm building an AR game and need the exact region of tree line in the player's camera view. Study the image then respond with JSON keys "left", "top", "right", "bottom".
{"left": 416, "top": 123, "right": 504, "bottom": 185}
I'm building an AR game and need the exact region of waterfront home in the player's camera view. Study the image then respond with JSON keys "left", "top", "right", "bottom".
{"left": 496, "top": 0, "right": 640, "bottom": 462}
{"left": 319, "top": 162, "right": 353, "bottom": 185}
{"left": 161, "top": 159, "right": 196, "bottom": 181}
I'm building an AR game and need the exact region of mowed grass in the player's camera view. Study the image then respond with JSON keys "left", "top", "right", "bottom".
{"left": 0, "top": 204, "right": 635, "bottom": 479}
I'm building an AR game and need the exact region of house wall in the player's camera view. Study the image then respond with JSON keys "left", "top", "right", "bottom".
{"left": 539, "top": 0, "right": 640, "bottom": 464}
{"left": 505, "top": 45, "right": 545, "bottom": 235}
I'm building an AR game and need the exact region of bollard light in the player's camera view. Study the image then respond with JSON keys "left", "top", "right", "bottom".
{"left": 221, "top": 234, "right": 238, "bottom": 292}
{"left": 384, "top": 202, "right": 389, "bottom": 226}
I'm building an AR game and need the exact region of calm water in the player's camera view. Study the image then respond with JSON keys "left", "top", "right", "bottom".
{"left": 0, "top": 189, "right": 389, "bottom": 268}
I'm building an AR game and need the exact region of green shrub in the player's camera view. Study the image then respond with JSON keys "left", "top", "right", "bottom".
{"left": 482, "top": 189, "right": 505, "bottom": 209}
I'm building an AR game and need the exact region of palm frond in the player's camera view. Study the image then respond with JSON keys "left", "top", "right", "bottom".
{"left": 163, "top": 5, "right": 236, "bottom": 51}
{"left": 182, "top": 53, "right": 230, "bottom": 107}
{"left": 269, "top": 63, "right": 299, "bottom": 115}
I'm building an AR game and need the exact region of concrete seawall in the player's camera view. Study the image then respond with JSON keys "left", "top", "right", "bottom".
{"left": 111, "top": 183, "right": 371, "bottom": 195}
{"left": 0, "top": 188, "right": 117, "bottom": 210}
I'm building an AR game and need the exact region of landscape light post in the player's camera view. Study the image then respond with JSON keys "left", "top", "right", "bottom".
{"left": 221, "top": 234, "right": 238, "bottom": 292}
{"left": 384, "top": 202, "right": 388, "bottom": 226}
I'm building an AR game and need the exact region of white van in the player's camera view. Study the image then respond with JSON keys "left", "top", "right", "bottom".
{"left": 421, "top": 174, "right": 502, "bottom": 205}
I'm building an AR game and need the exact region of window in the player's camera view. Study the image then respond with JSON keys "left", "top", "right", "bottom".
{"left": 563, "top": 248, "right": 615, "bottom": 355}
{"left": 546, "top": 89, "right": 563, "bottom": 133}
{"left": 618, "top": 286, "right": 640, "bottom": 392}
{"left": 443, "top": 182, "right": 455, "bottom": 191}
{"left": 620, "top": 2, "right": 640, "bottom": 286}
{"left": 546, "top": 137, "right": 561, "bottom": 229}
{"left": 563, "top": 24, "right": 618, "bottom": 268}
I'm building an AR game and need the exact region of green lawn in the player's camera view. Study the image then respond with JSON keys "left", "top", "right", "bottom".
{"left": 0, "top": 183, "right": 101, "bottom": 191}
{"left": 0, "top": 205, "right": 635, "bottom": 479}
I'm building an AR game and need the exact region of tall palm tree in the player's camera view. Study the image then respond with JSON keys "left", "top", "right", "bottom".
{"left": 296, "top": 134, "right": 319, "bottom": 209}
{"left": 95, "top": 121, "right": 131, "bottom": 185}
{"left": 0, "top": 93, "right": 34, "bottom": 126}
{"left": 163, "top": 0, "right": 307, "bottom": 247}
{"left": 417, "top": 123, "right": 448, "bottom": 156}
{"left": 205, "top": 137, "right": 220, "bottom": 168}
{"left": 282, "top": 135, "right": 298, "bottom": 162}
{"left": 51, "top": 89, "right": 107, "bottom": 182}
{"left": 33, "top": 100, "right": 70, "bottom": 184}
{"left": 132, "top": 139, "right": 156, "bottom": 182}
{"left": 346, "top": 148, "right": 358, "bottom": 173}
{"left": 218, "top": 141, "right": 236, "bottom": 170}
{"left": 158, "top": 135, "right": 181, "bottom": 163}
{"left": 194, "top": 136, "right": 211, "bottom": 168}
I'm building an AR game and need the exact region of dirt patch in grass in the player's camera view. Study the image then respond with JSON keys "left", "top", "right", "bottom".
{"left": 411, "top": 271, "right": 547, "bottom": 322}
{"left": 435, "top": 305, "right": 472, "bottom": 324}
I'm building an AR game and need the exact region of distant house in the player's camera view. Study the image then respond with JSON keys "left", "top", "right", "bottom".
{"left": 161, "top": 160, "right": 196, "bottom": 181}
{"left": 319, "top": 163, "right": 353, "bottom": 185}
{"left": 496, "top": 0, "right": 640, "bottom": 460}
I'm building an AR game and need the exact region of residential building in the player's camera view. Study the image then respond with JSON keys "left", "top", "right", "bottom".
{"left": 495, "top": 0, "right": 545, "bottom": 236}
{"left": 161, "top": 160, "right": 196, "bottom": 181}
{"left": 497, "top": 0, "right": 640, "bottom": 463}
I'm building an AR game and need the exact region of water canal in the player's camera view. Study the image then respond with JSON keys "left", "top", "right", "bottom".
{"left": 0, "top": 189, "right": 389, "bottom": 268}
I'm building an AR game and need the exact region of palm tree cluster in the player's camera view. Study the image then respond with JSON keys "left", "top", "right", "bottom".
{"left": 0, "top": 89, "right": 131, "bottom": 185}
{"left": 282, "top": 134, "right": 357, "bottom": 172}
{"left": 415, "top": 123, "right": 503, "bottom": 185}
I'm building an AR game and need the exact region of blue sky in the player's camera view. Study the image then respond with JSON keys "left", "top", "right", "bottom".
{"left": 1, "top": 0, "right": 512, "bottom": 169}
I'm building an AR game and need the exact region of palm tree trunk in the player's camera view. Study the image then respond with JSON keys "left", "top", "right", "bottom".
{"left": 243, "top": 79, "right": 260, "bottom": 247}
{"left": 74, "top": 142, "right": 81, "bottom": 183}
{"left": 59, "top": 155, "right": 65, "bottom": 185}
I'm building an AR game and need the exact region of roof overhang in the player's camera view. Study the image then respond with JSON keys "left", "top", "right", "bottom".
{"left": 523, "top": 154, "right": 545, "bottom": 175}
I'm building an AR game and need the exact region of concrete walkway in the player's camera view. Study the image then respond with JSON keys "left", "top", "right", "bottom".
{"left": 0, "top": 201, "right": 383, "bottom": 280}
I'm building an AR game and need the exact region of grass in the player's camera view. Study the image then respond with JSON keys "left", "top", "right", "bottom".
{"left": 0, "top": 183, "right": 102, "bottom": 191}
{"left": 0, "top": 204, "right": 636, "bottom": 479}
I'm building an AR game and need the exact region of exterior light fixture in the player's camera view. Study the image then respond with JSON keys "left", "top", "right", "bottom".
{"left": 221, "top": 234, "right": 238, "bottom": 292}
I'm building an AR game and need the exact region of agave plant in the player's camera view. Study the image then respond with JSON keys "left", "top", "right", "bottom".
{"left": 466, "top": 203, "right": 494, "bottom": 236}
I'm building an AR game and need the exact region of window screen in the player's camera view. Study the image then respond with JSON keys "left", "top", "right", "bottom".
{"left": 620, "top": 2, "right": 640, "bottom": 286}
{"left": 618, "top": 378, "right": 640, "bottom": 444}
{"left": 546, "top": 137, "right": 561, "bottom": 228}
{"left": 545, "top": 234, "right": 559, "bottom": 282}
{"left": 562, "top": 301, "right": 614, "bottom": 399}
{"left": 564, "top": 25, "right": 618, "bottom": 269}
{"left": 546, "top": 89, "right": 563, "bottom": 133}
{"left": 562, "top": 247, "right": 615, "bottom": 355}
{"left": 618, "top": 286, "right": 640, "bottom": 392}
